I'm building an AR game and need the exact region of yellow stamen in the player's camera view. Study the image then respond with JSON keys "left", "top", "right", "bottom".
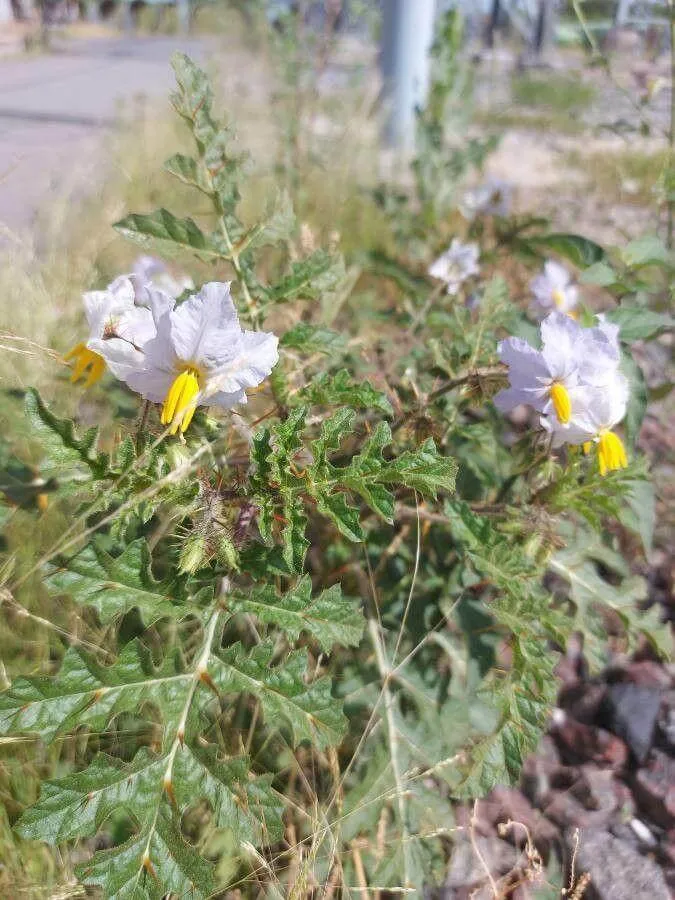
{"left": 552, "top": 288, "right": 566, "bottom": 308}
{"left": 597, "top": 430, "right": 627, "bottom": 476}
{"left": 64, "top": 343, "right": 105, "bottom": 387}
{"left": 549, "top": 382, "right": 572, "bottom": 425}
{"left": 161, "top": 368, "right": 201, "bottom": 435}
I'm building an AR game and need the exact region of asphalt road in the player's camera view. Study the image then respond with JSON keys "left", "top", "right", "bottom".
{"left": 0, "top": 36, "right": 210, "bottom": 233}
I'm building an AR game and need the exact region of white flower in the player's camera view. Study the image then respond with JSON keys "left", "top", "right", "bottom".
{"left": 530, "top": 260, "right": 578, "bottom": 316}
{"left": 428, "top": 239, "right": 480, "bottom": 294}
{"left": 132, "top": 255, "right": 194, "bottom": 301}
{"left": 494, "top": 311, "right": 621, "bottom": 427}
{"left": 460, "top": 179, "right": 512, "bottom": 219}
{"left": 125, "top": 281, "right": 279, "bottom": 434}
{"left": 544, "top": 372, "right": 629, "bottom": 475}
{"left": 65, "top": 276, "right": 172, "bottom": 388}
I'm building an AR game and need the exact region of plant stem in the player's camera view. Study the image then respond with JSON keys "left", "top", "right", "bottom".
{"left": 668, "top": 0, "right": 675, "bottom": 248}
{"left": 135, "top": 596, "right": 224, "bottom": 890}
{"left": 367, "top": 618, "right": 413, "bottom": 891}
{"left": 427, "top": 364, "right": 506, "bottom": 403}
{"left": 218, "top": 216, "right": 259, "bottom": 325}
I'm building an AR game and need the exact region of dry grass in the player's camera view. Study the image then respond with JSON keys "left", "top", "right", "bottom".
{"left": 564, "top": 145, "right": 669, "bottom": 205}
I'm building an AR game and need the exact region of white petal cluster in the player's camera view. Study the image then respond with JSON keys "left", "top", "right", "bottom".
{"left": 131, "top": 255, "right": 194, "bottom": 301}
{"left": 428, "top": 239, "right": 480, "bottom": 295}
{"left": 530, "top": 260, "right": 578, "bottom": 316}
{"left": 84, "top": 276, "right": 174, "bottom": 382}
{"left": 460, "top": 179, "right": 512, "bottom": 219}
{"left": 68, "top": 276, "right": 278, "bottom": 433}
{"left": 495, "top": 311, "right": 629, "bottom": 473}
{"left": 126, "top": 282, "right": 279, "bottom": 430}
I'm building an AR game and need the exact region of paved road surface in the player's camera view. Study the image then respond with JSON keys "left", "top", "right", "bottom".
{"left": 0, "top": 36, "right": 211, "bottom": 233}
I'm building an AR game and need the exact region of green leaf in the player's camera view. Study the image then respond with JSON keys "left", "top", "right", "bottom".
{"left": 580, "top": 261, "right": 617, "bottom": 287}
{"left": 299, "top": 370, "right": 393, "bottom": 415}
{"left": 316, "top": 490, "right": 364, "bottom": 541}
{"left": 621, "top": 351, "right": 648, "bottom": 448}
{"left": 16, "top": 750, "right": 166, "bottom": 843}
{"left": 114, "top": 209, "right": 215, "bottom": 259}
{"left": 8, "top": 608, "right": 288, "bottom": 897}
{"left": 311, "top": 407, "right": 357, "bottom": 467}
{"left": 170, "top": 52, "right": 213, "bottom": 126}
{"left": 377, "top": 437, "right": 458, "bottom": 499}
{"left": 550, "top": 534, "right": 670, "bottom": 659}
{"left": 454, "top": 678, "right": 553, "bottom": 798}
{"left": 280, "top": 323, "right": 346, "bottom": 354}
{"left": 44, "top": 539, "right": 191, "bottom": 625}
{"left": 280, "top": 492, "right": 310, "bottom": 573}
{"left": 621, "top": 234, "right": 671, "bottom": 267}
{"left": 164, "top": 152, "right": 209, "bottom": 193}
{"left": 605, "top": 306, "right": 674, "bottom": 341}
{"left": 265, "top": 250, "right": 345, "bottom": 304}
{"left": 527, "top": 233, "right": 605, "bottom": 267}
{"left": 0, "top": 642, "right": 188, "bottom": 742}
{"left": 76, "top": 808, "right": 217, "bottom": 900}
{"left": 255, "top": 189, "right": 295, "bottom": 247}
{"left": 619, "top": 477, "right": 655, "bottom": 554}
{"left": 172, "top": 737, "right": 283, "bottom": 841}
{"left": 211, "top": 642, "right": 347, "bottom": 749}
{"left": 230, "top": 576, "right": 364, "bottom": 651}
{"left": 367, "top": 249, "right": 430, "bottom": 298}
{"left": 25, "top": 388, "right": 109, "bottom": 483}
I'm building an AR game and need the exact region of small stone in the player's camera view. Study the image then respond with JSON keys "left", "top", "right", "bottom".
{"left": 573, "top": 766, "right": 618, "bottom": 818}
{"left": 632, "top": 750, "right": 675, "bottom": 828}
{"left": 444, "top": 837, "right": 518, "bottom": 889}
{"left": 599, "top": 683, "right": 662, "bottom": 764}
{"left": 624, "top": 661, "right": 673, "bottom": 689}
{"left": 571, "top": 828, "right": 670, "bottom": 900}
{"left": 545, "top": 790, "right": 616, "bottom": 830}
{"left": 559, "top": 682, "right": 607, "bottom": 724}
{"left": 552, "top": 719, "right": 628, "bottom": 770}
{"left": 478, "top": 786, "right": 558, "bottom": 854}
{"left": 657, "top": 693, "right": 675, "bottom": 753}
{"left": 521, "top": 735, "right": 561, "bottom": 806}
{"left": 629, "top": 817, "right": 658, "bottom": 848}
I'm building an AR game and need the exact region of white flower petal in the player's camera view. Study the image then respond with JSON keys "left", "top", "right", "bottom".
{"left": 206, "top": 331, "right": 279, "bottom": 396}
{"left": 540, "top": 312, "right": 584, "bottom": 379}
{"left": 208, "top": 388, "right": 248, "bottom": 410}
{"left": 82, "top": 290, "right": 115, "bottom": 335}
{"left": 112, "top": 306, "right": 156, "bottom": 349}
{"left": 125, "top": 366, "right": 175, "bottom": 403}
{"left": 169, "top": 282, "right": 238, "bottom": 364}
{"left": 498, "top": 337, "right": 550, "bottom": 381}
{"left": 133, "top": 255, "right": 167, "bottom": 281}
{"left": 89, "top": 337, "right": 145, "bottom": 383}
{"left": 494, "top": 386, "right": 536, "bottom": 413}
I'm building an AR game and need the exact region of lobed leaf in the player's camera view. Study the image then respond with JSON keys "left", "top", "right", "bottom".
{"left": 44, "top": 539, "right": 191, "bottom": 625}
{"left": 230, "top": 576, "right": 364, "bottom": 651}
{"left": 76, "top": 807, "right": 217, "bottom": 900}
{"left": 210, "top": 641, "right": 347, "bottom": 749}
{"left": 264, "top": 249, "right": 345, "bottom": 304}
{"left": 114, "top": 209, "right": 215, "bottom": 259}
{"left": 25, "top": 388, "right": 110, "bottom": 483}
{"left": 299, "top": 369, "right": 392, "bottom": 415}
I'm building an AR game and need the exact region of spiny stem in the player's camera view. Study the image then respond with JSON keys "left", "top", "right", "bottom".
{"left": 427, "top": 364, "right": 505, "bottom": 402}
{"left": 218, "top": 216, "right": 259, "bottom": 326}
{"left": 137, "top": 595, "right": 225, "bottom": 885}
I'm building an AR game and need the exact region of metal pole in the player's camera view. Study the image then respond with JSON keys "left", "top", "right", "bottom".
{"left": 485, "top": 0, "right": 500, "bottom": 48}
{"left": 176, "top": 0, "right": 190, "bottom": 34}
{"left": 531, "top": 0, "right": 556, "bottom": 57}
{"left": 380, "top": 0, "right": 438, "bottom": 149}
